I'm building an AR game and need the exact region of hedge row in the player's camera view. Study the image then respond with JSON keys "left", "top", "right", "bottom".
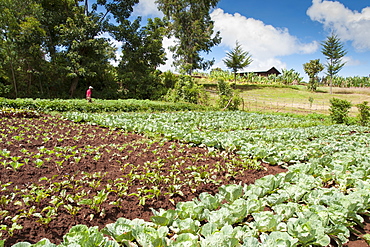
{"left": 0, "top": 98, "right": 214, "bottom": 113}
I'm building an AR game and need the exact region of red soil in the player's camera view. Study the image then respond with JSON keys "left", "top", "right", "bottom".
{"left": 0, "top": 115, "right": 368, "bottom": 246}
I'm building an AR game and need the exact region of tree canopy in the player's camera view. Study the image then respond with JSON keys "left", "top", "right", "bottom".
{"left": 0, "top": 0, "right": 169, "bottom": 99}
{"left": 223, "top": 41, "right": 252, "bottom": 82}
{"left": 303, "top": 59, "right": 324, "bottom": 91}
{"left": 156, "top": 0, "right": 221, "bottom": 75}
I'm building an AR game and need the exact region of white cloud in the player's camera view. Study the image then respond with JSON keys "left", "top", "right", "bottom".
{"left": 98, "top": 32, "right": 123, "bottom": 66}
{"left": 307, "top": 0, "right": 370, "bottom": 51}
{"left": 210, "top": 9, "right": 319, "bottom": 71}
{"left": 158, "top": 37, "right": 176, "bottom": 72}
{"left": 132, "top": 0, "right": 163, "bottom": 17}
{"left": 342, "top": 56, "right": 361, "bottom": 66}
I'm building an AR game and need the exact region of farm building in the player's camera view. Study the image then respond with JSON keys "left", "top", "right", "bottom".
{"left": 237, "top": 67, "right": 281, "bottom": 77}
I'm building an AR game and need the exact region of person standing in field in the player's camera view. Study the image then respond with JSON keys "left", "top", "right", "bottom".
{"left": 86, "top": 86, "right": 93, "bottom": 102}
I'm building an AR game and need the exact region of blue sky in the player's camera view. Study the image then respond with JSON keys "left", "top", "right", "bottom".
{"left": 129, "top": 0, "right": 370, "bottom": 81}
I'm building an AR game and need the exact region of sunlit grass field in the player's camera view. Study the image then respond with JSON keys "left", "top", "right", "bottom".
{"left": 207, "top": 83, "right": 370, "bottom": 116}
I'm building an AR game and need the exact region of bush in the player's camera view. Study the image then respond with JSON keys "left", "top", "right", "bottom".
{"left": 357, "top": 101, "right": 370, "bottom": 126}
{"left": 164, "top": 75, "right": 208, "bottom": 105}
{"left": 216, "top": 80, "right": 242, "bottom": 110}
{"left": 329, "top": 98, "right": 352, "bottom": 124}
{"left": 160, "top": 71, "right": 178, "bottom": 89}
{"left": 0, "top": 98, "right": 212, "bottom": 113}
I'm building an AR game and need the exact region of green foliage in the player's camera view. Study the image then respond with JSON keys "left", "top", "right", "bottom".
{"left": 357, "top": 101, "right": 370, "bottom": 126}
{"left": 223, "top": 41, "right": 252, "bottom": 82}
{"left": 326, "top": 75, "right": 370, "bottom": 88}
{"left": 0, "top": 98, "right": 211, "bottom": 113}
{"left": 165, "top": 76, "right": 209, "bottom": 105}
{"left": 279, "top": 69, "right": 303, "bottom": 85}
{"left": 156, "top": 0, "right": 221, "bottom": 74}
{"left": 363, "top": 234, "right": 370, "bottom": 245}
{"left": 0, "top": 0, "right": 165, "bottom": 99}
{"left": 0, "top": 107, "right": 40, "bottom": 118}
{"left": 160, "top": 71, "right": 178, "bottom": 89}
{"left": 303, "top": 59, "right": 324, "bottom": 91}
{"left": 321, "top": 33, "right": 347, "bottom": 93}
{"left": 0, "top": 0, "right": 46, "bottom": 98}
{"left": 329, "top": 98, "right": 352, "bottom": 124}
{"left": 115, "top": 18, "right": 167, "bottom": 100}
{"left": 216, "top": 80, "right": 242, "bottom": 110}
{"left": 217, "top": 79, "right": 232, "bottom": 97}
{"left": 59, "top": 225, "right": 118, "bottom": 246}
{"left": 321, "top": 34, "right": 347, "bottom": 78}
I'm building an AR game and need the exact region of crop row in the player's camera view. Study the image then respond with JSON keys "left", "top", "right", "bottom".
{"left": 11, "top": 156, "right": 370, "bottom": 246}
{"left": 63, "top": 111, "right": 369, "bottom": 166}
{"left": 2, "top": 110, "right": 370, "bottom": 246}
{"left": 56, "top": 111, "right": 370, "bottom": 246}
{"left": 0, "top": 98, "right": 211, "bottom": 113}
{"left": 1, "top": 114, "right": 262, "bottom": 245}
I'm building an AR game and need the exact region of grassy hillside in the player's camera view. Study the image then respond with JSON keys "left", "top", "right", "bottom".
{"left": 205, "top": 83, "right": 370, "bottom": 116}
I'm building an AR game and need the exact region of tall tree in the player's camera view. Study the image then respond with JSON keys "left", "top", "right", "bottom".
{"left": 303, "top": 59, "right": 324, "bottom": 91}
{"left": 223, "top": 41, "right": 252, "bottom": 82}
{"left": 156, "top": 0, "right": 221, "bottom": 75}
{"left": 58, "top": 8, "right": 116, "bottom": 97}
{"left": 0, "top": 0, "right": 46, "bottom": 98}
{"left": 321, "top": 33, "right": 347, "bottom": 94}
{"left": 112, "top": 17, "right": 167, "bottom": 99}
{"left": 38, "top": 0, "right": 77, "bottom": 60}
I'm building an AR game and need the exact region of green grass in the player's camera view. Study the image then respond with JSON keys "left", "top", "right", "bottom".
{"left": 206, "top": 83, "right": 370, "bottom": 116}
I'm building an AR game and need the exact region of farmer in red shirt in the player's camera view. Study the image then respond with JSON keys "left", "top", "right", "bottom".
{"left": 86, "top": 86, "right": 93, "bottom": 102}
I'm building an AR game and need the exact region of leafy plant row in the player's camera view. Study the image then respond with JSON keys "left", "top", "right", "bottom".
{"left": 1, "top": 114, "right": 262, "bottom": 245}
{"left": 11, "top": 156, "right": 370, "bottom": 246}
{"left": 0, "top": 98, "right": 211, "bottom": 113}
{"left": 63, "top": 111, "right": 357, "bottom": 164}
{"left": 54, "top": 110, "right": 370, "bottom": 246}
{"left": 0, "top": 108, "right": 40, "bottom": 118}
{"left": 4, "top": 111, "right": 370, "bottom": 246}
{"left": 63, "top": 110, "right": 329, "bottom": 133}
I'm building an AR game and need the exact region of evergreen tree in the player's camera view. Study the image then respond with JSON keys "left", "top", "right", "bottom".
{"left": 223, "top": 41, "right": 252, "bottom": 82}
{"left": 321, "top": 33, "right": 347, "bottom": 94}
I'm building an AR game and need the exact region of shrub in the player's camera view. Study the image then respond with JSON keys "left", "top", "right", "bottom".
{"left": 329, "top": 98, "right": 352, "bottom": 124}
{"left": 164, "top": 75, "right": 208, "bottom": 105}
{"left": 356, "top": 101, "right": 370, "bottom": 126}
{"left": 216, "top": 80, "right": 242, "bottom": 111}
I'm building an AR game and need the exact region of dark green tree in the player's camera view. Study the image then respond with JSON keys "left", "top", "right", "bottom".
{"left": 58, "top": 8, "right": 116, "bottom": 97}
{"left": 112, "top": 17, "right": 167, "bottom": 99}
{"left": 303, "top": 59, "right": 324, "bottom": 91}
{"left": 223, "top": 41, "right": 252, "bottom": 82}
{"left": 38, "top": 0, "right": 77, "bottom": 60}
{"left": 321, "top": 34, "right": 347, "bottom": 94}
{"left": 0, "top": 0, "right": 155, "bottom": 99}
{"left": 0, "top": 0, "right": 46, "bottom": 98}
{"left": 156, "top": 0, "right": 221, "bottom": 75}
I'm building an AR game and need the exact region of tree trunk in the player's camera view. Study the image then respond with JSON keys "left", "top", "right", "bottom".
{"left": 9, "top": 59, "right": 18, "bottom": 98}
{"left": 69, "top": 76, "right": 79, "bottom": 98}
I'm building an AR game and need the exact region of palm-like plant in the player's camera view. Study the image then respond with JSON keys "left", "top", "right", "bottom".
{"left": 223, "top": 41, "right": 253, "bottom": 82}
{"left": 303, "top": 59, "right": 324, "bottom": 91}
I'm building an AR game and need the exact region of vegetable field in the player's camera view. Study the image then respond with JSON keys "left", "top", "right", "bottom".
{"left": 1, "top": 110, "right": 370, "bottom": 246}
